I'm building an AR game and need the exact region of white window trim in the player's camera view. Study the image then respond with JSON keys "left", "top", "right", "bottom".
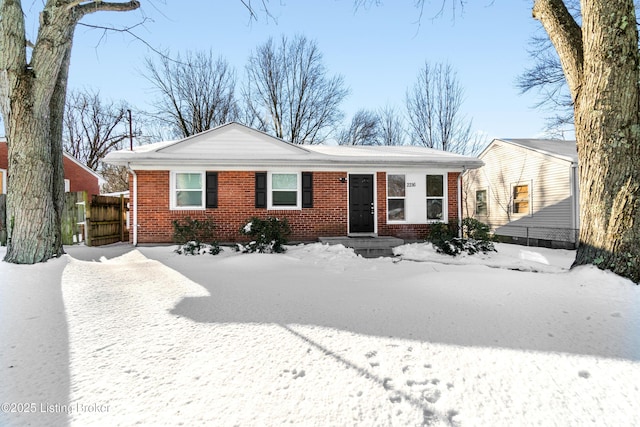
{"left": 511, "top": 181, "right": 533, "bottom": 217}
{"left": 475, "top": 187, "right": 488, "bottom": 217}
{"left": 426, "top": 173, "right": 447, "bottom": 223}
{"left": 387, "top": 174, "right": 407, "bottom": 223}
{"left": 170, "top": 171, "right": 205, "bottom": 210}
{"left": 268, "top": 171, "right": 302, "bottom": 210}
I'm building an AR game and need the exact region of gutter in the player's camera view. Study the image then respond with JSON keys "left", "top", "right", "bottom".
{"left": 127, "top": 163, "right": 138, "bottom": 246}
{"left": 109, "top": 158, "right": 484, "bottom": 171}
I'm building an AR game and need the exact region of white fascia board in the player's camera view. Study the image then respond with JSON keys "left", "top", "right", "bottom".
{"left": 122, "top": 158, "right": 482, "bottom": 172}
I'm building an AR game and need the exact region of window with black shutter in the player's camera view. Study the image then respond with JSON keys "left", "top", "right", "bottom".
{"left": 302, "top": 172, "right": 313, "bottom": 208}
{"left": 255, "top": 172, "right": 267, "bottom": 208}
{"left": 206, "top": 172, "right": 218, "bottom": 208}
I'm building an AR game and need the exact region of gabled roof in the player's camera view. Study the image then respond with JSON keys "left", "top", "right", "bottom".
{"left": 487, "top": 138, "right": 578, "bottom": 163}
{"left": 104, "top": 122, "right": 483, "bottom": 170}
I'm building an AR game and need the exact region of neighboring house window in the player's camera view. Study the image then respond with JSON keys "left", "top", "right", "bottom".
{"left": 475, "top": 189, "right": 487, "bottom": 216}
{"left": 512, "top": 183, "right": 530, "bottom": 215}
{"left": 64, "top": 179, "right": 70, "bottom": 193}
{"left": 426, "top": 174, "right": 444, "bottom": 221}
{"left": 174, "top": 172, "right": 204, "bottom": 209}
{"left": 387, "top": 174, "right": 406, "bottom": 221}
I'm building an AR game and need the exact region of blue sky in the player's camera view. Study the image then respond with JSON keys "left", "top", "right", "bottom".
{"left": 23, "top": 0, "right": 566, "bottom": 142}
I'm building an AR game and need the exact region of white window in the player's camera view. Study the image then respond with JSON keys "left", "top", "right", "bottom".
{"left": 269, "top": 172, "right": 300, "bottom": 209}
{"left": 387, "top": 174, "right": 406, "bottom": 221}
{"left": 475, "top": 189, "right": 488, "bottom": 216}
{"left": 172, "top": 172, "right": 204, "bottom": 209}
{"left": 426, "top": 174, "right": 445, "bottom": 221}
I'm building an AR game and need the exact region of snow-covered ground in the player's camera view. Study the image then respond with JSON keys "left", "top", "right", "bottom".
{"left": 1, "top": 242, "right": 639, "bottom": 426}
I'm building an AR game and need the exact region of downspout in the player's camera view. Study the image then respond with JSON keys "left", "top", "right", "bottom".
{"left": 127, "top": 163, "right": 138, "bottom": 246}
{"left": 458, "top": 167, "right": 465, "bottom": 238}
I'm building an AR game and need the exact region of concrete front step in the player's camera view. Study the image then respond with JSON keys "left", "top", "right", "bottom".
{"left": 318, "top": 236, "right": 404, "bottom": 258}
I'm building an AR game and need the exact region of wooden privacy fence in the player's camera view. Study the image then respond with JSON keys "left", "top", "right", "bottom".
{"left": 85, "top": 194, "right": 129, "bottom": 246}
{"left": 0, "top": 192, "right": 128, "bottom": 247}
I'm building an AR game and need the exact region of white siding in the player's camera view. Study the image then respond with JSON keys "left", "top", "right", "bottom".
{"left": 158, "top": 126, "right": 310, "bottom": 159}
{"left": 463, "top": 140, "right": 576, "bottom": 242}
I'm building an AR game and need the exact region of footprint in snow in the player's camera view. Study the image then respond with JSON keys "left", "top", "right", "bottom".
{"left": 281, "top": 369, "right": 306, "bottom": 379}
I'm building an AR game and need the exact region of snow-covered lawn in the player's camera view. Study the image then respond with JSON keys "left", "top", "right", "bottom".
{"left": 1, "top": 242, "right": 639, "bottom": 426}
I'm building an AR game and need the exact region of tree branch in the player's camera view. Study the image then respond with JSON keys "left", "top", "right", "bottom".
{"left": 77, "top": 20, "right": 180, "bottom": 63}
{"left": 532, "top": 0, "right": 583, "bottom": 102}
{"left": 74, "top": 1, "right": 141, "bottom": 18}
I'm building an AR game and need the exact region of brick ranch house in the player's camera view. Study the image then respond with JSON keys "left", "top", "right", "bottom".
{"left": 104, "top": 122, "right": 483, "bottom": 245}
{"left": 0, "top": 138, "right": 102, "bottom": 196}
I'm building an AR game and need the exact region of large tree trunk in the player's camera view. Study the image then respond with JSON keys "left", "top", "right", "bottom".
{"left": 0, "top": 0, "right": 140, "bottom": 264}
{"left": 534, "top": 0, "right": 640, "bottom": 283}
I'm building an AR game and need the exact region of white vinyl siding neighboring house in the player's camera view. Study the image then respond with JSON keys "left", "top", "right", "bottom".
{"left": 463, "top": 138, "right": 579, "bottom": 249}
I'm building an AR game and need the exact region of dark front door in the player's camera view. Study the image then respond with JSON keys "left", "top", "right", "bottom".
{"left": 349, "top": 174, "right": 375, "bottom": 233}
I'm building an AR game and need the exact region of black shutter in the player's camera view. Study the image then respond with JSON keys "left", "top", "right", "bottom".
{"left": 255, "top": 172, "right": 267, "bottom": 208}
{"left": 206, "top": 172, "right": 218, "bottom": 208}
{"left": 302, "top": 172, "right": 313, "bottom": 208}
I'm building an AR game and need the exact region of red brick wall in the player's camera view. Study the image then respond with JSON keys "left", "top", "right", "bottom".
{"left": 131, "top": 170, "right": 462, "bottom": 244}
{"left": 0, "top": 142, "right": 7, "bottom": 170}
{"left": 0, "top": 142, "right": 100, "bottom": 196}
{"left": 132, "top": 170, "right": 349, "bottom": 244}
{"left": 63, "top": 157, "right": 100, "bottom": 196}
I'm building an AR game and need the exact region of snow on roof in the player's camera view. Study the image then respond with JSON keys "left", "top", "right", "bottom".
{"left": 499, "top": 138, "right": 578, "bottom": 163}
{"left": 105, "top": 122, "right": 483, "bottom": 170}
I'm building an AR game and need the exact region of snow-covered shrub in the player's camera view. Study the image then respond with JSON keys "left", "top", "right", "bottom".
{"left": 434, "top": 237, "right": 496, "bottom": 256}
{"left": 172, "top": 217, "right": 219, "bottom": 255}
{"left": 238, "top": 217, "right": 291, "bottom": 253}
{"left": 428, "top": 222, "right": 458, "bottom": 243}
{"left": 174, "top": 241, "right": 221, "bottom": 256}
{"left": 428, "top": 220, "right": 495, "bottom": 257}
{"left": 462, "top": 217, "right": 493, "bottom": 241}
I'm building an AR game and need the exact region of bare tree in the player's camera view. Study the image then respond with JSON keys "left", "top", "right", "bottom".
{"left": 516, "top": 34, "right": 575, "bottom": 136}
{"left": 405, "top": 62, "right": 472, "bottom": 153}
{"left": 63, "top": 89, "right": 130, "bottom": 171}
{"left": 243, "top": 34, "right": 349, "bottom": 144}
{"left": 377, "top": 104, "right": 406, "bottom": 146}
{"left": 101, "top": 164, "right": 130, "bottom": 193}
{"left": 143, "top": 50, "right": 239, "bottom": 138}
{"left": 0, "top": 0, "right": 140, "bottom": 264}
{"left": 338, "top": 109, "right": 380, "bottom": 145}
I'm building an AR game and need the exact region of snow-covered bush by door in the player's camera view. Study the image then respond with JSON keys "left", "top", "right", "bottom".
{"left": 238, "top": 217, "right": 291, "bottom": 253}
